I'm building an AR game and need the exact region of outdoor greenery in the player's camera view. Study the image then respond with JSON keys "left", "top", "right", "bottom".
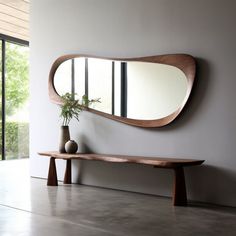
{"left": 0, "top": 43, "right": 29, "bottom": 117}
{"left": 0, "top": 42, "right": 29, "bottom": 160}
{"left": 60, "top": 93, "right": 100, "bottom": 126}
{"left": 0, "top": 122, "right": 29, "bottom": 160}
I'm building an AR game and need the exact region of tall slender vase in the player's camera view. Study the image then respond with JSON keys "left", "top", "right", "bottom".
{"left": 59, "top": 126, "right": 70, "bottom": 153}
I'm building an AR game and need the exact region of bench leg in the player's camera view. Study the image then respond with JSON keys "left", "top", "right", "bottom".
{"left": 173, "top": 167, "right": 187, "bottom": 206}
{"left": 64, "top": 159, "right": 72, "bottom": 184}
{"left": 47, "top": 157, "right": 58, "bottom": 186}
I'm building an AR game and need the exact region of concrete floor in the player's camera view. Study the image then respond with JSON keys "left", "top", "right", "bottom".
{"left": 0, "top": 160, "right": 236, "bottom": 236}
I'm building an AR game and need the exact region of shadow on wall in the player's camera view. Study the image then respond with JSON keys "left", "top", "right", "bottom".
{"left": 78, "top": 134, "right": 96, "bottom": 153}
{"left": 72, "top": 159, "right": 173, "bottom": 197}
{"left": 72, "top": 160, "right": 236, "bottom": 206}
{"left": 186, "top": 164, "right": 236, "bottom": 206}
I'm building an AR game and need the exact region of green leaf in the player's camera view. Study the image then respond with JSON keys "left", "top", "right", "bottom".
{"left": 59, "top": 92, "right": 100, "bottom": 125}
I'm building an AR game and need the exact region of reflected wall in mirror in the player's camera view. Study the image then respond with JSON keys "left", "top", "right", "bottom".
{"left": 49, "top": 54, "right": 196, "bottom": 127}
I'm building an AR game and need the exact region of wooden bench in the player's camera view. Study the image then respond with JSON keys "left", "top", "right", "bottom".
{"left": 38, "top": 151, "right": 204, "bottom": 206}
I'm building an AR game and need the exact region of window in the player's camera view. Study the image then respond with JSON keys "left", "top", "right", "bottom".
{"left": 0, "top": 35, "right": 29, "bottom": 160}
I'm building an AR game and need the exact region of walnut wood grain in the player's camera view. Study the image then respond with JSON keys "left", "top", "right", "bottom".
{"left": 48, "top": 54, "right": 196, "bottom": 127}
{"left": 47, "top": 157, "right": 58, "bottom": 186}
{"left": 173, "top": 167, "right": 187, "bottom": 206}
{"left": 64, "top": 159, "right": 72, "bottom": 184}
{"left": 39, "top": 151, "right": 204, "bottom": 168}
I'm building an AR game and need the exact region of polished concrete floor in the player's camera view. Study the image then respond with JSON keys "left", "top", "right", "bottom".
{"left": 0, "top": 160, "right": 236, "bottom": 236}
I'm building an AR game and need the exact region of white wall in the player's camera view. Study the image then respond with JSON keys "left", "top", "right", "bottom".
{"left": 30, "top": 0, "right": 236, "bottom": 207}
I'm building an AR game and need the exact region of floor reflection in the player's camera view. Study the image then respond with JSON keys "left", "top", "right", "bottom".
{"left": 0, "top": 159, "right": 236, "bottom": 236}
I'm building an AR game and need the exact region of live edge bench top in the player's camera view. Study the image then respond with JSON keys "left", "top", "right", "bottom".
{"left": 38, "top": 151, "right": 204, "bottom": 206}
{"left": 38, "top": 151, "right": 204, "bottom": 169}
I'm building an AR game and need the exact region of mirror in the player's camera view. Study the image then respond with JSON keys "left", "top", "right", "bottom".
{"left": 49, "top": 54, "right": 196, "bottom": 127}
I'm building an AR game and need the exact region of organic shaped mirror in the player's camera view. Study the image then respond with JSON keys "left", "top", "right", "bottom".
{"left": 49, "top": 54, "right": 196, "bottom": 127}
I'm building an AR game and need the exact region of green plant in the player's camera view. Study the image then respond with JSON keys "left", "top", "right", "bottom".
{"left": 0, "top": 122, "right": 29, "bottom": 160}
{"left": 0, "top": 43, "right": 29, "bottom": 118}
{"left": 59, "top": 93, "right": 100, "bottom": 126}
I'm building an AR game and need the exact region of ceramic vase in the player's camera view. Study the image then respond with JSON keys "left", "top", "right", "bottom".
{"left": 65, "top": 140, "right": 78, "bottom": 154}
{"left": 59, "top": 126, "right": 70, "bottom": 153}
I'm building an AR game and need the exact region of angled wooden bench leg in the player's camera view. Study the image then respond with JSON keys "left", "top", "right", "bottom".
{"left": 173, "top": 167, "right": 187, "bottom": 206}
{"left": 47, "top": 157, "right": 58, "bottom": 186}
{"left": 64, "top": 159, "right": 72, "bottom": 184}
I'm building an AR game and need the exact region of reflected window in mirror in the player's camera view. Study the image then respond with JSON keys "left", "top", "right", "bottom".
{"left": 74, "top": 58, "right": 85, "bottom": 101}
{"left": 54, "top": 59, "right": 72, "bottom": 96}
{"left": 50, "top": 54, "right": 196, "bottom": 127}
{"left": 88, "top": 58, "right": 112, "bottom": 114}
{"left": 53, "top": 58, "right": 188, "bottom": 119}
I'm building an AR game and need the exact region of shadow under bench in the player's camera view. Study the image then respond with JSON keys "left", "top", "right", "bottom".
{"left": 38, "top": 151, "right": 204, "bottom": 206}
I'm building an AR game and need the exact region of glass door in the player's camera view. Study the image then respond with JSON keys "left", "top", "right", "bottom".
{"left": 0, "top": 38, "right": 29, "bottom": 161}
{"left": 0, "top": 40, "right": 2, "bottom": 160}
{"left": 5, "top": 42, "right": 29, "bottom": 160}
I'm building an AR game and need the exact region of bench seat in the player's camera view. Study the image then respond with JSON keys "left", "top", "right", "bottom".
{"left": 38, "top": 151, "right": 204, "bottom": 206}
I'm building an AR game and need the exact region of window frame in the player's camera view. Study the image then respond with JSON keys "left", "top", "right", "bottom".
{"left": 0, "top": 33, "right": 29, "bottom": 160}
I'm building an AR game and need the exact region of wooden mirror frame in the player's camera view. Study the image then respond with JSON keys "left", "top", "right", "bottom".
{"left": 49, "top": 54, "right": 196, "bottom": 128}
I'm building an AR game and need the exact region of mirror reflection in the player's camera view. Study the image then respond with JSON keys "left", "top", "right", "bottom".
{"left": 54, "top": 57, "right": 188, "bottom": 120}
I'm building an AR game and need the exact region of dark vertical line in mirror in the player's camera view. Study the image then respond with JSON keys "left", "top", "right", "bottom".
{"left": 121, "top": 62, "right": 127, "bottom": 117}
{"left": 71, "top": 59, "right": 75, "bottom": 99}
{"left": 85, "top": 58, "right": 88, "bottom": 97}
{"left": 1, "top": 40, "right": 5, "bottom": 160}
{"left": 112, "top": 61, "right": 115, "bottom": 115}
